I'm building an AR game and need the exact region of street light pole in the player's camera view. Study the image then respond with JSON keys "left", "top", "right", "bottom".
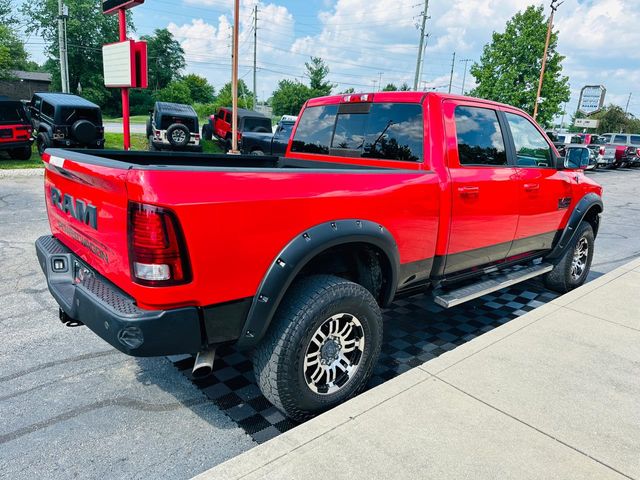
{"left": 533, "top": 0, "right": 562, "bottom": 121}
{"left": 230, "top": 0, "right": 240, "bottom": 154}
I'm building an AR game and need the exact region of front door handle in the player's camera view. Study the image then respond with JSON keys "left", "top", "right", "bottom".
{"left": 524, "top": 183, "right": 540, "bottom": 191}
{"left": 458, "top": 186, "right": 480, "bottom": 196}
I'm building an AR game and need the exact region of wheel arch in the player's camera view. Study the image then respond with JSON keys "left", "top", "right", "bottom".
{"left": 547, "top": 193, "right": 603, "bottom": 261}
{"left": 236, "top": 219, "right": 400, "bottom": 349}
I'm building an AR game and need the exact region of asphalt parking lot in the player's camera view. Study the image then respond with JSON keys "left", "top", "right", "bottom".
{"left": 1, "top": 168, "right": 639, "bottom": 480}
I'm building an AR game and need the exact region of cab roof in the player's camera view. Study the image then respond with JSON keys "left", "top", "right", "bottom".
{"left": 33, "top": 92, "right": 99, "bottom": 109}
{"left": 156, "top": 102, "right": 197, "bottom": 116}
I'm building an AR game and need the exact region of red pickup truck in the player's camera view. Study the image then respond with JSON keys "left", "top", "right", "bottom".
{"left": 36, "top": 92, "right": 603, "bottom": 420}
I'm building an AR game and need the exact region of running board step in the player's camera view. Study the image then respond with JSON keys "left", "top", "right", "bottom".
{"left": 434, "top": 263, "right": 553, "bottom": 309}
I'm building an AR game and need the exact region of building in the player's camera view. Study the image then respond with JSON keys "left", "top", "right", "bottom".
{"left": 0, "top": 70, "right": 53, "bottom": 101}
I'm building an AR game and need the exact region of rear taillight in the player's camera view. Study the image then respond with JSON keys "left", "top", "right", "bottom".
{"left": 599, "top": 147, "right": 605, "bottom": 155}
{"left": 128, "top": 202, "right": 191, "bottom": 286}
{"left": 636, "top": 148, "right": 640, "bottom": 157}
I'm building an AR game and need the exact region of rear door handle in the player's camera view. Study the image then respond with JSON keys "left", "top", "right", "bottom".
{"left": 458, "top": 186, "right": 480, "bottom": 196}
{"left": 524, "top": 183, "right": 540, "bottom": 191}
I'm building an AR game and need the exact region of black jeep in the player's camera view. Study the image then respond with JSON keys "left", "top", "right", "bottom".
{"left": 147, "top": 102, "right": 202, "bottom": 152}
{"left": 29, "top": 93, "right": 105, "bottom": 155}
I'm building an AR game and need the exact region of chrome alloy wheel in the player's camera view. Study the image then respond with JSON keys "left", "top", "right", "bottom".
{"left": 172, "top": 130, "right": 187, "bottom": 143}
{"left": 571, "top": 236, "right": 589, "bottom": 281}
{"left": 303, "top": 313, "right": 365, "bottom": 395}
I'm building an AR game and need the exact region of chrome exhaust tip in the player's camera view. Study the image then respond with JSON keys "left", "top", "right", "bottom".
{"left": 192, "top": 349, "right": 216, "bottom": 378}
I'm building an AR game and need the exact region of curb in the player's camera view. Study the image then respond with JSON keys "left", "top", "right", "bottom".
{"left": 192, "top": 257, "right": 640, "bottom": 480}
{"left": 0, "top": 168, "right": 44, "bottom": 178}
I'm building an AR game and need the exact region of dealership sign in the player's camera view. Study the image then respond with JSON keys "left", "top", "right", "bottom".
{"left": 102, "top": 40, "right": 148, "bottom": 88}
{"left": 103, "top": 0, "right": 145, "bottom": 15}
{"left": 578, "top": 85, "right": 606, "bottom": 115}
{"left": 574, "top": 118, "right": 599, "bottom": 129}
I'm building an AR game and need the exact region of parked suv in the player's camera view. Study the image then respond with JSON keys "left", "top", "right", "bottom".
{"left": 0, "top": 98, "right": 33, "bottom": 160}
{"left": 202, "top": 107, "right": 272, "bottom": 152}
{"left": 29, "top": 93, "right": 104, "bottom": 155}
{"left": 147, "top": 102, "right": 202, "bottom": 152}
{"left": 600, "top": 133, "right": 640, "bottom": 168}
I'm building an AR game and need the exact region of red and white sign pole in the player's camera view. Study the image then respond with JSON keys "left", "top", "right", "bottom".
{"left": 118, "top": 8, "right": 131, "bottom": 150}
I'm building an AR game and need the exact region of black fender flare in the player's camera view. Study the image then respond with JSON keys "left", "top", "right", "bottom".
{"left": 546, "top": 193, "right": 603, "bottom": 261}
{"left": 236, "top": 219, "right": 400, "bottom": 349}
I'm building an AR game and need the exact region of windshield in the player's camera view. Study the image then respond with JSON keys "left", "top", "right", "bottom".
{"left": 59, "top": 107, "right": 101, "bottom": 125}
{"left": 243, "top": 117, "right": 272, "bottom": 132}
{"left": 0, "top": 102, "right": 28, "bottom": 125}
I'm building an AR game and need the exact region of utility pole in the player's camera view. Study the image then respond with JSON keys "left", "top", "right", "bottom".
{"left": 57, "top": 0, "right": 69, "bottom": 93}
{"left": 448, "top": 51, "right": 456, "bottom": 94}
{"left": 459, "top": 58, "right": 472, "bottom": 94}
{"left": 533, "top": 0, "right": 562, "bottom": 121}
{"left": 253, "top": 5, "right": 258, "bottom": 110}
{"left": 230, "top": 0, "right": 240, "bottom": 154}
{"left": 625, "top": 92, "right": 632, "bottom": 114}
{"left": 413, "top": 0, "right": 429, "bottom": 91}
{"left": 377, "top": 72, "right": 383, "bottom": 91}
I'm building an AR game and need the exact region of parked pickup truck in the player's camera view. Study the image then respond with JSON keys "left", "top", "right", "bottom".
{"left": 240, "top": 115, "right": 297, "bottom": 156}
{"left": 36, "top": 92, "right": 603, "bottom": 420}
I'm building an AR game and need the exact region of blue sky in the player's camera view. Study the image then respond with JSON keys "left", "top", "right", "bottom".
{"left": 19, "top": 0, "right": 640, "bottom": 120}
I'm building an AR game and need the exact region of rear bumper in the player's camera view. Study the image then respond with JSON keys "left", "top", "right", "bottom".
{"left": 35, "top": 235, "right": 204, "bottom": 357}
{"left": 51, "top": 138, "right": 105, "bottom": 149}
{"left": 151, "top": 139, "right": 203, "bottom": 152}
{"left": 0, "top": 139, "right": 33, "bottom": 149}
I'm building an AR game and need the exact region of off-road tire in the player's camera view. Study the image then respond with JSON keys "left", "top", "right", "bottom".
{"left": 544, "top": 221, "right": 594, "bottom": 293}
{"left": 166, "top": 123, "right": 190, "bottom": 148}
{"left": 36, "top": 133, "right": 50, "bottom": 156}
{"left": 253, "top": 275, "right": 383, "bottom": 421}
{"left": 146, "top": 118, "right": 153, "bottom": 138}
{"left": 8, "top": 145, "right": 32, "bottom": 160}
{"left": 202, "top": 124, "right": 213, "bottom": 141}
{"left": 251, "top": 149, "right": 265, "bottom": 155}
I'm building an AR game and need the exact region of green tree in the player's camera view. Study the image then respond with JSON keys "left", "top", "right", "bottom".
{"left": 0, "top": 25, "right": 30, "bottom": 79}
{"left": 399, "top": 82, "right": 411, "bottom": 91}
{"left": 141, "top": 29, "right": 186, "bottom": 91}
{"left": 271, "top": 79, "right": 312, "bottom": 116}
{"left": 305, "top": 57, "right": 334, "bottom": 97}
{"left": 590, "top": 105, "right": 632, "bottom": 134}
{"left": 340, "top": 87, "right": 355, "bottom": 94}
{"left": 181, "top": 73, "right": 215, "bottom": 103}
{"left": 20, "top": 0, "right": 131, "bottom": 112}
{"left": 0, "top": 0, "right": 15, "bottom": 24}
{"left": 155, "top": 81, "right": 192, "bottom": 104}
{"left": 382, "top": 83, "right": 398, "bottom": 91}
{"left": 469, "top": 5, "right": 569, "bottom": 126}
{"left": 215, "top": 80, "right": 254, "bottom": 109}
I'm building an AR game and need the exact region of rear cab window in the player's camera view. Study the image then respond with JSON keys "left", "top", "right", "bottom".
{"left": 243, "top": 117, "right": 272, "bottom": 132}
{"left": 291, "top": 102, "right": 423, "bottom": 161}
{"left": 0, "top": 101, "right": 28, "bottom": 125}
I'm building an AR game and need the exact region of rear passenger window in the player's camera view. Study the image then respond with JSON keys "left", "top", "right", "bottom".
{"left": 630, "top": 135, "right": 640, "bottom": 145}
{"left": 614, "top": 135, "right": 627, "bottom": 144}
{"left": 454, "top": 106, "right": 507, "bottom": 166}
{"left": 505, "top": 112, "right": 553, "bottom": 167}
{"left": 291, "top": 105, "right": 338, "bottom": 155}
{"left": 41, "top": 102, "right": 54, "bottom": 118}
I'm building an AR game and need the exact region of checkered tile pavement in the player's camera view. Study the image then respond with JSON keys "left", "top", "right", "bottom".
{"left": 168, "top": 279, "right": 558, "bottom": 444}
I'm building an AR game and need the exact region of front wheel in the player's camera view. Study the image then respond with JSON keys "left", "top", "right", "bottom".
{"left": 253, "top": 275, "right": 383, "bottom": 421}
{"left": 544, "top": 221, "right": 594, "bottom": 293}
{"left": 8, "top": 146, "right": 32, "bottom": 160}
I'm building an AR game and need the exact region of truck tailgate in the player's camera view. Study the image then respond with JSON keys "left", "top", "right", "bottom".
{"left": 43, "top": 152, "right": 132, "bottom": 293}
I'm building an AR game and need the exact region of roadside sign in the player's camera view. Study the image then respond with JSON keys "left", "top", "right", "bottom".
{"left": 574, "top": 118, "right": 599, "bottom": 129}
{"left": 578, "top": 85, "right": 606, "bottom": 115}
{"left": 103, "top": 0, "right": 144, "bottom": 15}
{"left": 102, "top": 40, "right": 148, "bottom": 88}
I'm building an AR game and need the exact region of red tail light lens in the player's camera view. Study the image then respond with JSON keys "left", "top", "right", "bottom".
{"left": 599, "top": 146, "right": 605, "bottom": 155}
{"left": 128, "top": 202, "right": 191, "bottom": 286}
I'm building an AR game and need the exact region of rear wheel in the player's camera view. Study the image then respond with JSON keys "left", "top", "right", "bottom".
{"left": 251, "top": 149, "right": 265, "bottom": 155}
{"left": 253, "top": 275, "right": 383, "bottom": 421}
{"left": 36, "top": 133, "right": 50, "bottom": 156}
{"left": 545, "top": 221, "right": 594, "bottom": 293}
{"left": 202, "top": 124, "right": 213, "bottom": 141}
{"left": 146, "top": 118, "right": 153, "bottom": 138}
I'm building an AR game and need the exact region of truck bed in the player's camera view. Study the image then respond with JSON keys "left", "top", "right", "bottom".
{"left": 47, "top": 148, "right": 387, "bottom": 171}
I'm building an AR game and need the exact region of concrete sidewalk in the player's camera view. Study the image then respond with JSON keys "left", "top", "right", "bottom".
{"left": 196, "top": 258, "right": 640, "bottom": 480}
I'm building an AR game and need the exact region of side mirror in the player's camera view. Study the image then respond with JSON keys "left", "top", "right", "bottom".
{"left": 564, "top": 148, "right": 588, "bottom": 169}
